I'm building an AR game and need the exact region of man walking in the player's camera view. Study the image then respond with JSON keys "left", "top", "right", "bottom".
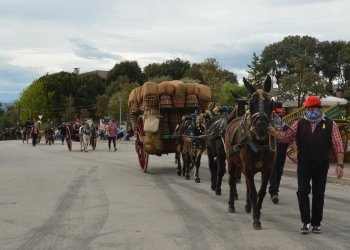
{"left": 31, "top": 122, "right": 39, "bottom": 146}
{"left": 107, "top": 119, "right": 117, "bottom": 152}
{"left": 269, "top": 96, "right": 344, "bottom": 234}
{"left": 269, "top": 108, "right": 289, "bottom": 204}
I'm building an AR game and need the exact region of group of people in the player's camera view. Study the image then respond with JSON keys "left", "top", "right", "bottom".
{"left": 23, "top": 117, "right": 134, "bottom": 152}
{"left": 98, "top": 120, "right": 134, "bottom": 142}
{"left": 268, "top": 96, "right": 344, "bottom": 234}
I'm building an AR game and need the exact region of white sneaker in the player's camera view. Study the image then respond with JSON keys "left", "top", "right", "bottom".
{"left": 301, "top": 223, "right": 311, "bottom": 234}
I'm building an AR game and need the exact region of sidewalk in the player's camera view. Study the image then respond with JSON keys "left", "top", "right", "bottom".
{"left": 283, "top": 159, "right": 350, "bottom": 186}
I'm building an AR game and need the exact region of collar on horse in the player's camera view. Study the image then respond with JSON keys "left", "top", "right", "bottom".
{"left": 181, "top": 113, "right": 206, "bottom": 149}
{"left": 226, "top": 90, "right": 277, "bottom": 156}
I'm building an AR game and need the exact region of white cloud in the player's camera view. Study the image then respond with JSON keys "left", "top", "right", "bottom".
{"left": 0, "top": 0, "right": 349, "bottom": 101}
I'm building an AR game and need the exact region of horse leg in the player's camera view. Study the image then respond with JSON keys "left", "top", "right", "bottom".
{"left": 185, "top": 153, "right": 191, "bottom": 180}
{"left": 246, "top": 174, "right": 261, "bottom": 229}
{"left": 181, "top": 152, "right": 186, "bottom": 177}
{"left": 175, "top": 145, "right": 182, "bottom": 176}
{"left": 84, "top": 136, "right": 89, "bottom": 152}
{"left": 257, "top": 169, "right": 272, "bottom": 210}
{"left": 245, "top": 179, "right": 252, "bottom": 213}
{"left": 227, "top": 159, "right": 236, "bottom": 213}
{"left": 215, "top": 156, "right": 226, "bottom": 196}
{"left": 193, "top": 150, "right": 202, "bottom": 183}
{"left": 207, "top": 152, "right": 217, "bottom": 191}
{"left": 80, "top": 136, "right": 83, "bottom": 151}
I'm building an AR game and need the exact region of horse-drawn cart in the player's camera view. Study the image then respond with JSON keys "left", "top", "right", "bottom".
{"left": 129, "top": 81, "right": 211, "bottom": 172}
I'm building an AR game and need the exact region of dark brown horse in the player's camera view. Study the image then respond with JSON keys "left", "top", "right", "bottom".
{"left": 204, "top": 100, "right": 247, "bottom": 195}
{"left": 224, "top": 75, "right": 278, "bottom": 230}
{"left": 174, "top": 112, "right": 207, "bottom": 182}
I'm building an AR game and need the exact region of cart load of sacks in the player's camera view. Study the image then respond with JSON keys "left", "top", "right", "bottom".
{"left": 128, "top": 81, "right": 211, "bottom": 154}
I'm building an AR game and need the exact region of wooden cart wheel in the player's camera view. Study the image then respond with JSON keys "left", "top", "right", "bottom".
{"left": 135, "top": 115, "right": 149, "bottom": 172}
{"left": 66, "top": 127, "right": 72, "bottom": 151}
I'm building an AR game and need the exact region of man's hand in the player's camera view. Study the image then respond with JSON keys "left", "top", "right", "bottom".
{"left": 268, "top": 126, "right": 276, "bottom": 136}
{"left": 336, "top": 166, "right": 344, "bottom": 179}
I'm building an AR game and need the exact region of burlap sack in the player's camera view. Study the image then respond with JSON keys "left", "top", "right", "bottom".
{"left": 196, "top": 84, "right": 211, "bottom": 100}
{"left": 135, "top": 86, "right": 143, "bottom": 104}
{"left": 170, "top": 80, "right": 186, "bottom": 94}
{"left": 158, "top": 81, "right": 175, "bottom": 95}
{"left": 144, "top": 132, "right": 163, "bottom": 154}
{"left": 185, "top": 82, "right": 196, "bottom": 95}
{"left": 142, "top": 82, "right": 158, "bottom": 97}
{"left": 144, "top": 116, "right": 160, "bottom": 133}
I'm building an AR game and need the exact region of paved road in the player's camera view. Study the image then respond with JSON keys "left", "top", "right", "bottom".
{"left": 0, "top": 140, "right": 349, "bottom": 250}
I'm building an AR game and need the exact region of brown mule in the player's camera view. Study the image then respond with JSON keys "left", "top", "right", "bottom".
{"left": 224, "top": 75, "right": 279, "bottom": 230}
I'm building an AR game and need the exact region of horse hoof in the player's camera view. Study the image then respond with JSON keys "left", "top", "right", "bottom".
{"left": 215, "top": 189, "right": 221, "bottom": 196}
{"left": 234, "top": 194, "right": 238, "bottom": 200}
{"left": 253, "top": 222, "right": 261, "bottom": 230}
{"left": 185, "top": 176, "right": 190, "bottom": 180}
{"left": 177, "top": 171, "right": 181, "bottom": 176}
{"left": 195, "top": 178, "right": 200, "bottom": 183}
{"left": 211, "top": 184, "right": 216, "bottom": 191}
{"left": 228, "top": 207, "right": 235, "bottom": 213}
{"left": 245, "top": 204, "right": 251, "bottom": 213}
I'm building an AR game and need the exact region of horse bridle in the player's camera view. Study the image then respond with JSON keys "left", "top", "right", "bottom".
{"left": 246, "top": 89, "right": 272, "bottom": 139}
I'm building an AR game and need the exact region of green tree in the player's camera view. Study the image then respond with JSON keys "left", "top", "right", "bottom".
{"left": 143, "top": 58, "right": 190, "bottom": 81}
{"left": 260, "top": 35, "right": 318, "bottom": 86}
{"left": 96, "top": 94, "right": 110, "bottom": 118}
{"left": 222, "top": 83, "right": 247, "bottom": 106}
{"left": 108, "top": 82, "right": 140, "bottom": 122}
{"left": 80, "top": 108, "right": 90, "bottom": 119}
{"left": 277, "top": 54, "right": 328, "bottom": 106}
{"left": 247, "top": 52, "right": 265, "bottom": 88}
{"left": 184, "top": 63, "right": 204, "bottom": 82}
{"left": 108, "top": 60, "right": 143, "bottom": 83}
{"left": 316, "top": 41, "right": 345, "bottom": 92}
{"left": 161, "top": 58, "right": 191, "bottom": 79}
{"left": 105, "top": 76, "right": 132, "bottom": 96}
{"left": 74, "top": 73, "right": 106, "bottom": 119}
{"left": 199, "top": 58, "right": 225, "bottom": 104}
{"left": 143, "top": 63, "right": 163, "bottom": 78}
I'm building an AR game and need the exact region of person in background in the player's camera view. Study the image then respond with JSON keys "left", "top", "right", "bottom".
{"left": 99, "top": 121, "right": 106, "bottom": 140}
{"left": 106, "top": 119, "right": 117, "bottom": 152}
{"left": 117, "top": 125, "right": 125, "bottom": 140}
{"left": 124, "top": 126, "right": 134, "bottom": 141}
{"left": 269, "top": 108, "right": 289, "bottom": 204}
{"left": 25, "top": 118, "right": 32, "bottom": 129}
{"left": 59, "top": 122, "right": 66, "bottom": 145}
{"left": 31, "top": 122, "right": 39, "bottom": 146}
{"left": 268, "top": 96, "right": 344, "bottom": 234}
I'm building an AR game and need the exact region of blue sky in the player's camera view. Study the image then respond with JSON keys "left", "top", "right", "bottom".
{"left": 1, "top": 0, "right": 349, "bottom": 102}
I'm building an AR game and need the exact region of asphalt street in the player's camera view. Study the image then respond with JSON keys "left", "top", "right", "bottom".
{"left": 0, "top": 139, "right": 349, "bottom": 250}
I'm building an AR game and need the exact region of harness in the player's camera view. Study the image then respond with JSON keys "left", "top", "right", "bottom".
{"left": 226, "top": 90, "right": 277, "bottom": 157}
{"left": 175, "top": 112, "right": 206, "bottom": 150}
{"left": 83, "top": 124, "right": 91, "bottom": 135}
